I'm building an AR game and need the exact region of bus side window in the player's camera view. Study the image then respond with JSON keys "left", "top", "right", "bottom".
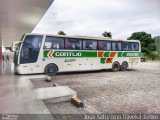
{"left": 122, "top": 42, "right": 132, "bottom": 51}
{"left": 44, "top": 42, "right": 52, "bottom": 49}
{"left": 106, "top": 41, "right": 111, "bottom": 51}
{"left": 112, "top": 42, "right": 117, "bottom": 51}
{"left": 98, "top": 41, "right": 111, "bottom": 51}
{"left": 52, "top": 43, "right": 60, "bottom": 49}
{"left": 65, "top": 38, "right": 82, "bottom": 50}
{"left": 44, "top": 36, "right": 64, "bottom": 49}
{"left": 122, "top": 42, "right": 128, "bottom": 51}
{"left": 132, "top": 42, "right": 139, "bottom": 51}
{"left": 98, "top": 41, "right": 107, "bottom": 50}
{"left": 117, "top": 42, "right": 122, "bottom": 50}
{"left": 83, "top": 40, "right": 97, "bottom": 50}
{"left": 128, "top": 43, "right": 132, "bottom": 51}
{"left": 111, "top": 42, "right": 121, "bottom": 51}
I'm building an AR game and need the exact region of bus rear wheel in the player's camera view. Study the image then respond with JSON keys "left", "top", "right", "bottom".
{"left": 112, "top": 62, "right": 120, "bottom": 72}
{"left": 120, "top": 61, "right": 128, "bottom": 71}
{"left": 45, "top": 64, "right": 58, "bottom": 76}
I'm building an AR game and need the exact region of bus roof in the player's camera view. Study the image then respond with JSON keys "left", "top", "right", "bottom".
{"left": 26, "top": 33, "right": 140, "bottom": 42}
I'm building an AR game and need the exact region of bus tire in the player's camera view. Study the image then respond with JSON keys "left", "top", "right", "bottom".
{"left": 120, "top": 61, "right": 128, "bottom": 71}
{"left": 112, "top": 62, "right": 120, "bottom": 72}
{"left": 44, "top": 63, "right": 58, "bottom": 76}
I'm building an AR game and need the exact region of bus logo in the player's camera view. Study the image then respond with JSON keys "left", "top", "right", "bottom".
{"left": 47, "top": 50, "right": 54, "bottom": 58}
{"left": 55, "top": 52, "right": 82, "bottom": 57}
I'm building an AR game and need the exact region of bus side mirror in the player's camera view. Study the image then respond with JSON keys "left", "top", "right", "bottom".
{"left": 11, "top": 42, "right": 16, "bottom": 52}
{"left": 11, "top": 41, "right": 21, "bottom": 52}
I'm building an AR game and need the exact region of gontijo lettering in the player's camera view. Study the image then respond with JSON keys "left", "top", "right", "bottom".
{"left": 55, "top": 52, "right": 82, "bottom": 57}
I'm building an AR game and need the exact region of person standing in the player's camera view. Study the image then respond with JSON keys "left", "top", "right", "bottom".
{"left": 2, "top": 55, "right": 5, "bottom": 62}
{"left": 6, "top": 54, "right": 9, "bottom": 63}
{"left": 2, "top": 55, "right": 5, "bottom": 69}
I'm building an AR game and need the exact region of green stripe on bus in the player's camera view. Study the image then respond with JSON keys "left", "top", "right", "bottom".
{"left": 44, "top": 50, "right": 141, "bottom": 58}
{"left": 44, "top": 51, "right": 49, "bottom": 57}
{"left": 80, "top": 51, "right": 97, "bottom": 57}
{"left": 43, "top": 51, "right": 97, "bottom": 58}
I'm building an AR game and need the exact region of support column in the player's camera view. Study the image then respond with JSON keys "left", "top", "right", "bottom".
{"left": 0, "top": 31, "right": 2, "bottom": 74}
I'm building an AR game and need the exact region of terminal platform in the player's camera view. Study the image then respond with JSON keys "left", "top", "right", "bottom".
{"left": 0, "top": 61, "right": 51, "bottom": 114}
{"left": 0, "top": 59, "right": 79, "bottom": 120}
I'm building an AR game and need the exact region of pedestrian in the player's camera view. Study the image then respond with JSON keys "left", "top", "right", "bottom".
{"left": 2, "top": 55, "right": 5, "bottom": 62}
{"left": 6, "top": 54, "right": 9, "bottom": 63}
{"left": 2, "top": 55, "right": 5, "bottom": 69}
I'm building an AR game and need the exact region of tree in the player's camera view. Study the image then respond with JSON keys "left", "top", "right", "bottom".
{"left": 153, "top": 36, "right": 160, "bottom": 57}
{"left": 149, "top": 51, "right": 158, "bottom": 60}
{"left": 127, "top": 32, "right": 157, "bottom": 55}
{"left": 57, "top": 31, "right": 66, "bottom": 35}
{"left": 102, "top": 31, "right": 112, "bottom": 38}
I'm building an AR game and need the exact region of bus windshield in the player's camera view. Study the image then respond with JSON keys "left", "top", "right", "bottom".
{"left": 19, "top": 35, "right": 43, "bottom": 64}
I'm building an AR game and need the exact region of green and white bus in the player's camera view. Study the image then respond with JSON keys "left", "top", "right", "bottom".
{"left": 13, "top": 33, "right": 141, "bottom": 75}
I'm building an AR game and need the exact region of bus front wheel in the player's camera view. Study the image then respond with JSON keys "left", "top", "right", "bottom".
{"left": 120, "top": 61, "right": 128, "bottom": 71}
{"left": 45, "top": 64, "right": 58, "bottom": 76}
{"left": 112, "top": 62, "right": 120, "bottom": 72}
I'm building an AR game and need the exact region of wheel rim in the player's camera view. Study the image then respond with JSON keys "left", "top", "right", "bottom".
{"left": 114, "top": 63, "right": 119, "bottom": 71}
{"left": 122, "top": 64, "right": 126, "bottom": 70}
{"left": 48, "top": 66, "right": 55, "bottom": 73}
{"left": 115, "top": 64, "right": 118, "bottom": 69}
{"left": 121, "top": 62, "right": 127, "bottom": 70}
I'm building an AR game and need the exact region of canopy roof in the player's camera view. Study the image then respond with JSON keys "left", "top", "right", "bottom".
{"left": 0, "top": 0, "right": 54, "bottom": 47}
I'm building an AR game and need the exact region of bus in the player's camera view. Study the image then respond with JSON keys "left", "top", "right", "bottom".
{"left": 12, "top": 33, "right": 141, "bottom": 75}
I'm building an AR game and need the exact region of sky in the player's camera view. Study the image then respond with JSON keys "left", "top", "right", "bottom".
{"left": 32, "top": 0, "right": 160, "bottom": 39}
